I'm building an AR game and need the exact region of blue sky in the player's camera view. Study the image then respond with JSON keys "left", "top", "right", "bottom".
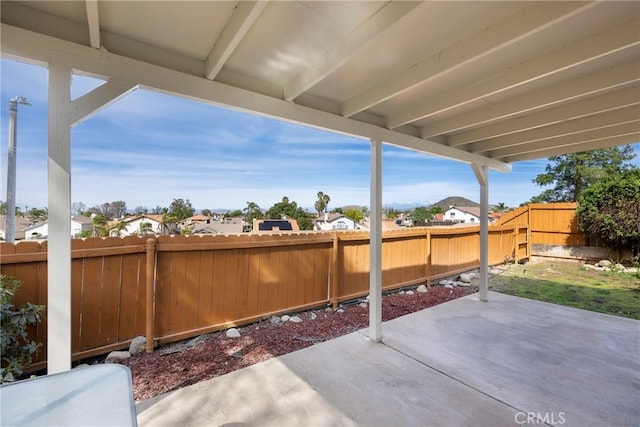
{"left": 1, "top": 58, "right": 639, "bottom": 213}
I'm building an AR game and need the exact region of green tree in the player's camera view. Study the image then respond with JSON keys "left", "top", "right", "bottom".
{"left": 412, "top": 206, "right": 431, "bottom": 225}
{"left": 344, "top": 208, "right": 363, "bottom": 223}
{"left": 91, "top": 214, "right": 107, "bottom": 237}
{"left": 225, "top": 210, "right": 243, "bottom": 218}
{"left": 577, "top": 168, "right": 640, "bottom": 258}
{"left": 314, "top": 191, "right": 330, "bottom": 216}
{"left": 265, "top": 196, "right": 313, "bottom": 230}
{"left": 492, "top": 202, "right": 508, "bottom": 212}
{"left": 168, "top": 198, "right": 195, "bottom": 221}
{"left": 531, "top": 146, "right": 636, "bottom": 202}
{"left": 26, "top": 207, "right": 47, "bottom": 223}
{"left": 1, "top": 275, "right": 44, "bottom": 382}
{"left": 134, "top": 206, "right": 149, "bottom": 215}
{"left": 139, "top": 222, "right": 153, "bottom": 235}
{"left": 112, "top": 221, "right": 128, "bottom": 237}
{"left": 161, "top": 211, "right": 179, "bottom": 235}
{"left": 243, "top": 201, "right": 263, "bottom": 223}
{"left": 201, "top": 209, "right": 212, "bottom": 216}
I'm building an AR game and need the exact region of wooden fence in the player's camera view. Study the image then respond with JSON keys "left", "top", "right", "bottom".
{"left": 1, "top": 223, "right": 525, "bottom": 370}
{"left": 497, "top": 202, "right": 585, "bottom": 246}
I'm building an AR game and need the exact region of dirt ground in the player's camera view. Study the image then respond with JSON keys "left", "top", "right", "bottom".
{"left": 122, "top": 285, "right": 473, "bottom": 401}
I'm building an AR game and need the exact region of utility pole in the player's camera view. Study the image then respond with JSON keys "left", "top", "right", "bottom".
{"left": 5, "top": 96, "right": 31, "bottom": 243}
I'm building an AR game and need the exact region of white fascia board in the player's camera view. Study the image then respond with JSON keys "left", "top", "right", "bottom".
{"left": 504, "top": 133, "right": 640, "bottom": 163}
{"left": 205, "top": 1, "right": 267, "bottom": 80}
{"left": 386, "top": 17, "right": 640, "bottom": 129}
{"left": 452, "top": 86, "right": 640, "bottom": 147}
{"left": 421, "top": 60, "right": 640, "bottom": 138}
{"left": 342, "top": 1, "right": 596, "bottom": 117}
{"left": 1, "top": 24, "right": 511, "bottom": 173}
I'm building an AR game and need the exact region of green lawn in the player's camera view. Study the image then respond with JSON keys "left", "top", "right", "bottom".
{"left": 489, "top": 261, "right": 640, "bottom": 320}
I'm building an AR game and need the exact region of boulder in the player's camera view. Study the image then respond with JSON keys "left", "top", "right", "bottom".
{"left": 438, "top": 280, "right": 448, "bottom": 285}
{"left": 359, "top": 303, "right": 368, "bottom": 308}
{"left": 582, "top": 264, "right": 600, "bottom": 271}
{"left": 598, "top": 260, "right": 612, "bottom": 267}
{"left": 444, "top": 284, "right": 454, "bottom": 289}
{"left": 129, "top": 336, "right": 146, "bottom": 356}
{"left": 406, "top": 290, "right": 415, "bottom": 295}
{"left": 399, "top": 290, "right": 405, "bottom": 295}
{"left": 226, "top": 328, "right": 241, "bottom": 338}
{"left": 289, "top": 316, "right": 303, "bottom": 323}
{"left": 281, "top": 315, "right": 291, "bottom": 322}
{"left": 270, "top": 315, "right": 281, "bottom": 325}
{"left": 105, "top": 351, "right": 131, "bottom": 364}
{"left": 416, "top": 284, "right": 428, "bottom": 293}
{"left": 459, "top": 273, "right": 473, "bottom": 283}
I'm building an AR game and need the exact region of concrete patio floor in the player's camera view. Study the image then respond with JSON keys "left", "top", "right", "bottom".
{"left": 136, "top": 292, "right": 640, "bottom": 427}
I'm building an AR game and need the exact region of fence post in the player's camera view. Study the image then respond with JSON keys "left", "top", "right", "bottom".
{"left": 331, "top": 232, "right": 339, "bottom": 308}
{"left": 145, "top": 238, "right": 155, "bottom": 353}
{"left": 513, "top": 225, "right": 519, "bottom": 263}
{"left": 425, "top": 230, "right": 432, "bottom": 289}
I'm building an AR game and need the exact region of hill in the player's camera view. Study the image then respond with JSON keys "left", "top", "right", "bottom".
{"left": 428, "top": 196, "right": 479, "bottom": 211}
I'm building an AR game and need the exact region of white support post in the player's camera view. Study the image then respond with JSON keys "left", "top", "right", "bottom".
{"left": 472, "top": 163, "right": 489, "bottom": 302}
{"left": 369, "top": 138, "right": 382, "bottom": 342}
{"left": 47, "top": 57, "right": 72, "bottom": 374}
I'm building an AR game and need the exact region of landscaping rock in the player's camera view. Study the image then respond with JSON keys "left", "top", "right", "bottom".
{"left": 614, "top": 263, "right": 626, "bottom": 271}
{"left": 582, "top": 264, "right": 601, "bottom": 271}
{"left": 456, "top": 282, "right": 471, "bottom": 287}
{"left": 325, "top": 307, "right": 333, "bottom": 313}
{"left": 129, "top": 336, "right": 146, "bottom": 356}
{"left": 490, "top": 268, "right": 502, "bottom": 275}
{"left": 270, "top": 315, "right": 281, "bottom": 325}
{"left": 226, "top": 328, "right": 241, "bottom": 338}
{"left": 399, "top": 290, "right": 405, "bottom": 295}
{"left": 337, "top": 309, "right": 345, "bottom": 313}
{"left": 444, "top": 284, "right": 454, "bottom": 289}
{"left": 359, "top": 303, "right": 368, "bottom": 308}
{"left": 416, "top": 284, "right": 428, "bottom": 293}
{"left": 309, "top": 312, "right": 317, "bottom": 320}
{"left": 105, "top": 351, "right": 131, "bottom": 364}
{"left": 289, "top": 315, "right": 303, "bottom": 323}
{"left": 598, "top": 260, "right": 612, "bottom": 267}
{"left": 406, "top": 290, "right": 415, "bottom": 295}
{"left": 459, "top": 273, "right": 473, "bottom": 283}
{"left": 438, "top": 280, "right": 448, "bottom": 285}
{"left": 281, "top": 315, "right": 290, "bottom": 322}
{"left": 365, "top": 294, "right": 371, "bottom": 301}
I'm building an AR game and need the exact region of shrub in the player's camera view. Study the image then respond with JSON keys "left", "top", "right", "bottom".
{"left": 577, "top": 168, "right": 640, "bottom": 258}
{"left": 1, "top": 275, "right": 45, "bottom": 382}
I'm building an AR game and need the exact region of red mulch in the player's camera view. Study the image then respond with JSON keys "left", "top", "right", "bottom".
{"left": 123, "top": 286, "right": 472, "bottom": 401}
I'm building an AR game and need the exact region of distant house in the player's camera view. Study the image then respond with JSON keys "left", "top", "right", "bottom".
{"left": 24, "top": 215, "right": 92, "bottom": 239}
{"left": 108, "top": 214, "right": 166, "bottom": 237}
{"left": 0, "top": 215, "right": 32, "bottom": 240}
{"left": 181, "top": 214, "right": 213, "bottom": 227}
{"left": 252, "top": 218, "right": 300, "bottom": 233}
{"left": 443, "top": 206, "right": 495, "bottom": 224}
{"left": 189, "top": 217, "right": 247, "bottom": 235}
{"left": 314, "top": 214, "right": 360, "bottom": 231}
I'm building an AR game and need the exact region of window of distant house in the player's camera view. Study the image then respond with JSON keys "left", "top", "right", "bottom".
{"left": 333, "top": 220, "right": 348, "bottom": 230}
{"left": 470, "top": 218, "right": 475, "bottom": 222}
{"left": 450, "top": 212, "right": 455, "bottom": 217}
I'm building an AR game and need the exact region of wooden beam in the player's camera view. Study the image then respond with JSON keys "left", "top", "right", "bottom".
{"left": 342, "top": 1, "right": 595, "bottom": 117}
{"left": 386, "top": 17, "right": 640, "bottom": 129}
{"left": 70, "top": 78, "right": 137, "bottom": 127}
{"left": 205, "top": 1, "right": 267, "bottom": 80}
{"left": 85, "top": 0, "right": 101, "bottom": 49}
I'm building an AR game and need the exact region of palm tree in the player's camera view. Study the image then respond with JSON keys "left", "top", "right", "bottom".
{"left": 113, "top": 221, "right": 128, "bottom": 237}
{"left": 91, "top": 214, "right": 107, "bottom": 237}
{"left": 315, "top": 191, "right": 330, "bottom": 217}
{"left": 139, "top": 222, "right": 153, "bottom": 235}
{"left": 492, "top": 202, "right": 508, "bottom": 213}
{"left": 161, "top": 212, "right": 178, "bottom": 235}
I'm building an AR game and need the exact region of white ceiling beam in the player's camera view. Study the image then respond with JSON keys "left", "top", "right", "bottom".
{"left": 421, "top": 61, "right": 640, "bottom": 138}
{"left": 491, "top": 121, "right": 640, "bottom": 159}
{"left": 85, "top": 0, "right": 100, "bottom": 49}
{"left": 386, "top": 17, "right": 640, "bottom": 129}
{"left": 70, "top": 78, "right": 137, "bottom": 127}
{"left": 503, "top": 133, "right": 640, "bottom": 163}
{"left": 471, "top": 106, "right": 640, "bottom": 154}
{"left": 342, "top": 1, "right": 595, "bottom": 118}
{"left": 205, "top": 1, "right": 267, "bottom": 80}
{"left": 449, "top": 86, "right": 640, "bottom": 147}
{"left": 1, "top": 23, "right": 511, "bottom": 173}
{"left": 283, "top": 1, "right": 420, "bottom": 101}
